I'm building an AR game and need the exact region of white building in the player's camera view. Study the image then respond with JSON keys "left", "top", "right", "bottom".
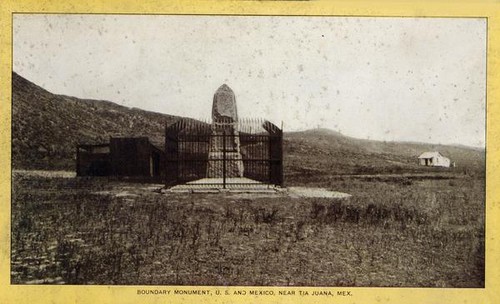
{"left": 418, "top": 151, "right": 451, "bottom": 167}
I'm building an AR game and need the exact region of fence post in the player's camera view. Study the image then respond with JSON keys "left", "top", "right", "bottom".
{"left": 268, "top": 134, "right": 272, "bottom": 187}
{"left": 222, "top": 128, "right": 226, "bottom": 189}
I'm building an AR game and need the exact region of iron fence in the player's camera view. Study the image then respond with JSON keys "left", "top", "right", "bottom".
{"left": 165, "top": 118, "right": 283, "bottom": 188}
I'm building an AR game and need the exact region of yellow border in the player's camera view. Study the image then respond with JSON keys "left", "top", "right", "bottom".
{"left": 1, "top": 1, "right": 499, "bottom": 303}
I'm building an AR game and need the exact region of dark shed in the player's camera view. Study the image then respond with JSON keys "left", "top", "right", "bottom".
{"left": 76, "top": 144, "right": 112, "bottom": 176}
{"left": 76, "top": 137, "right": 164, "bottom": 180}
{"left": 110, "top": 137, "right": 164, "bottom": 178}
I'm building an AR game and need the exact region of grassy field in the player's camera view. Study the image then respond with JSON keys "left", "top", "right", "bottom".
{"left": 11, "top": 169, "right": 484, "bottom": 287}
{"left": 11, "top": 69, "right": 485, "bottom": 287}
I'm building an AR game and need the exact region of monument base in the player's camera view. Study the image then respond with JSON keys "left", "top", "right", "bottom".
{"left": 164, "top": 177, "right": 283, "bottom": 193}
{"left": 206, "top": 152, "right": 244, "bottom": 178}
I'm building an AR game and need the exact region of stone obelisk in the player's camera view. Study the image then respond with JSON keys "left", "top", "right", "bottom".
{"left": 207, "top": 84, "right": 244, "bottom": 178}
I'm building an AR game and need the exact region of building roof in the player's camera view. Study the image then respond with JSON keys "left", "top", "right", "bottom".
{"left": 418, "top": 151, "right": 443, "bottom": 159}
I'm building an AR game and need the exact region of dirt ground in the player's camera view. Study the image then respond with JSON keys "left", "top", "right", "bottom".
{"left": 11, "top": 170, "right": 484, "bottom": 287}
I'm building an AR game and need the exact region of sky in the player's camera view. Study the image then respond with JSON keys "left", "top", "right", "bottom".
{"left": 13, "top": 15, "right": 486, "bottom": 147}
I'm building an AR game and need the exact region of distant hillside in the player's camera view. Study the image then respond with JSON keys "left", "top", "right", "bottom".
{"left": 12, "top": 72, "right": 181, "bottom": 170}
{"left": 284, "top": 128, "right": 485, "bottom": 183}
{"left": 12, "top": 72, "right": 485, "bottom": 176}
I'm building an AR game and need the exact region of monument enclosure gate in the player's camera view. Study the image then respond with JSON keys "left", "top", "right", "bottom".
{"left": 165, "top": 118, "right": 283, "bottom": 188}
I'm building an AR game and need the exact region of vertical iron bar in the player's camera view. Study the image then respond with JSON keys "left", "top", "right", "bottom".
{"left": 268, "top": 129, "right": 272, "bottom": 184}
{"left": 166, "top": 125, "right": 170, "bottom": 184}
{"left": 223, "top": 128, "right": 226, "bottom": 189}
{"left": 264, "top": 134, "right": 267, "bottom": 183}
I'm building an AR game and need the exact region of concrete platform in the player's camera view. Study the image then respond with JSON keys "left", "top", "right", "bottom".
{"left": 164, "top": 177, "right": 282, "bottom": 193}
{"left": 163, "top": 179, "right": 351, "bottom": 198}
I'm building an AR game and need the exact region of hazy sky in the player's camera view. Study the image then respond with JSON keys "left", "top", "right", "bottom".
{"left": 13, "top": 15, "right": 486, "bottom": 147}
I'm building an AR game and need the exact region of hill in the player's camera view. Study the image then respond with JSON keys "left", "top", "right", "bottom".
{"left": 12, "top": 72, "right": 181, "bottom": 170}
{"left": 12, "top": 72, "right": 485, "bottom": 176}
{"left": 284, "top": 128, "right": 485, "bottom": 184}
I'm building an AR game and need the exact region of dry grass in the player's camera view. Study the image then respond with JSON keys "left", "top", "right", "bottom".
{"left": 11, "top": 70, "right": 485, "bottom": 287}
{"left": 11, "top": 170, "right": 484, "bottom": 287}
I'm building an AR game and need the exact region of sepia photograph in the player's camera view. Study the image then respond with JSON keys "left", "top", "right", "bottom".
{"left": 11, "top": 14, "right": 486, "bottom": 288}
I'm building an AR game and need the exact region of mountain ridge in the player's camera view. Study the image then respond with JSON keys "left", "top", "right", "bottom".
{"left": 12, "top": 71, "right": 485, "bottom": 174}
{"left": 12, "top": 71, "right": 181, "bottom": 169}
